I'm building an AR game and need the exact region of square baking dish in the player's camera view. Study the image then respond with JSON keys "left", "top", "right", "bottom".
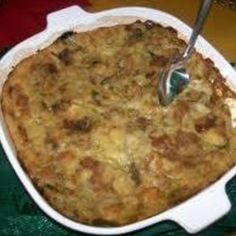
{"left": 0, "top": 6, "right": 236, "bottom": 235}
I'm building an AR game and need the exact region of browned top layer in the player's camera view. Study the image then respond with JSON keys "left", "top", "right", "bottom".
{"left": 2, "top": 20, "right": 236, "bottom": 226}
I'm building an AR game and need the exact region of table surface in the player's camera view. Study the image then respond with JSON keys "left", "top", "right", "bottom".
{"left": 86, "top": 0, "right": 236, "bottom": 62}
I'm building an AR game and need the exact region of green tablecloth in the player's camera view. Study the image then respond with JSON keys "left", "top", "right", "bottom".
{"left": 0, "top": 48, "right": 236, "bottom": 235}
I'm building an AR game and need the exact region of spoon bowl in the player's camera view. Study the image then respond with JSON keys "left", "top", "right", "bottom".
{"left": 158, "top": 59, "right": 190, "bottom": 106}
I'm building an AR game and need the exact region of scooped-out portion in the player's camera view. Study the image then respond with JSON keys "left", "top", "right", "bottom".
{"left": 2, "top": 20, "right": 236, "bottom": 226}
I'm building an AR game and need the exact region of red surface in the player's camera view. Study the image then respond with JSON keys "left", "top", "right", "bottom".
{"left": 0, "top": 0, "right": 89, "bottom": 48}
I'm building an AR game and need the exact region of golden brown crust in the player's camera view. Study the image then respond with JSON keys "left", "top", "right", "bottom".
{"left": 2, "top": 20, "right": 236, "bottom": 226}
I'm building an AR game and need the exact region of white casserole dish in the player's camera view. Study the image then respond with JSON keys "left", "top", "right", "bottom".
{"left": 0, "top": 5, "right": 236, "bottom": 235}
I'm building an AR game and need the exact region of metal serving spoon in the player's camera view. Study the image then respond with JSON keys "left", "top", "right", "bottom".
{"left": 157, "top": 0, "right": 213, "bottom": 106}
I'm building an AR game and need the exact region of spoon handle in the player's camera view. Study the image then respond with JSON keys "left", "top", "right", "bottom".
{"left": 183, "top": 0, "right": 213, "bottom": 59}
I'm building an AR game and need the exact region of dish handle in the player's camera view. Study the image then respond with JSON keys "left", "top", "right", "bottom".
{"left": 167, "top": 185, "right": 231, "bottom": 233}
{"left": 46, "top": 5, "right": 94, "bottom": 31}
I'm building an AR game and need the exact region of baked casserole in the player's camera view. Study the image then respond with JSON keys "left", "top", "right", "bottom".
{"left": 2, "top": 20, "right": 236, "bottom": 226}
